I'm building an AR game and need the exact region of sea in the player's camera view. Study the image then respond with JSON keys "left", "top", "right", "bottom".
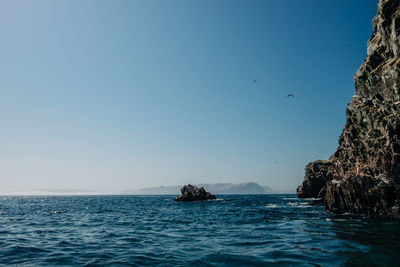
{"left": 0, "top": 194, "right": 399, "bottom": 266}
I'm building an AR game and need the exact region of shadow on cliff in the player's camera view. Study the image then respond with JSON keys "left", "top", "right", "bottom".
{"left": 297, "top": 0, "right": 400, "bottom": 218}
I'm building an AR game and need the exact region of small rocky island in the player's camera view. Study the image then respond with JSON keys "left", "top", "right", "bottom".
{"left": 298, "top": 0, "right": 400, "bottom": 218}
{"left": 175, "top": 184, "right": 216, "bottom": 201}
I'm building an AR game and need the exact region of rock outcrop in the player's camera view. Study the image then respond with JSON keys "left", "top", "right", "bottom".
{"left": 174, "top": 184, "right": 217, "bottom": 201}
{"left": 297, "top": 160, "right": 332, "bottom": 198}
{"left": 298, "top": 0, "right": 400, "bottom": 218}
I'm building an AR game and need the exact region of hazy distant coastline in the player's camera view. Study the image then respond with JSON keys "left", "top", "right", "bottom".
{"left": 2, "top": 189, "right": 98, "bottom": 196}
{"left": 127, "top": 182, "right": 294, "bottom": 195}
{"left": 0, "top": 183, "right": 294, "bottom": 196}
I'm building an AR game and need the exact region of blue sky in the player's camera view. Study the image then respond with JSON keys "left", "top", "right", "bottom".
{"left": 0, "top": 0, "right": 378, "bottom": 194}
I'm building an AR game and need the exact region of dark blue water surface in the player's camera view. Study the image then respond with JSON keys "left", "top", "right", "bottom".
{"left": 0, "top": 195, "right": 400, "bottom": 266}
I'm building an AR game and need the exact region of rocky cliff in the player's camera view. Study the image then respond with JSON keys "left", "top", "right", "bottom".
{"left": 297, "top": 0, "right": 400, "bottom": 218}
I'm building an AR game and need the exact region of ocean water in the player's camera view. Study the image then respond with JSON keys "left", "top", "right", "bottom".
{"left": 0, "top": 195, "right": 399, "bottom": 266}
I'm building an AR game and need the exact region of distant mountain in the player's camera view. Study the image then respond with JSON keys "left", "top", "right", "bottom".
{"left": 129, "top": 185, "right": 181, "bottom": 195}
{"left": 127, "top": 182, "right": 285, "bottom": 195}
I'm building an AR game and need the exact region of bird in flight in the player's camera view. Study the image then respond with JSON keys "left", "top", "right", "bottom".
{"left": 287, "top": 94, "right": 295, "bottom": 98}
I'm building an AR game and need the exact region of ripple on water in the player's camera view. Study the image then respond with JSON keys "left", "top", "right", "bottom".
{"left": 0, "top": 195, "right": 399, "bottom": 266}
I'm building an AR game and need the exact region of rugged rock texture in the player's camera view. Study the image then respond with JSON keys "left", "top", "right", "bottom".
{"left": 297, "top": 160, "right": 332, "bottom": 198}
{"left": 174, "top": 184, "right": 216, "bottom": 201}
{"left": 298, "top": 0, "right": 400, "bottom": 218}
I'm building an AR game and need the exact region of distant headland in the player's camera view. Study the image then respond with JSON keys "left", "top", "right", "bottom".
{"left": 128, "top": 182, "right": 294, "bottom": 195}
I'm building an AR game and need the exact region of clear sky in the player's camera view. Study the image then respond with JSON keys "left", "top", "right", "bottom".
{"left": 0, "top": 0, "right": 378, "bottom": 194}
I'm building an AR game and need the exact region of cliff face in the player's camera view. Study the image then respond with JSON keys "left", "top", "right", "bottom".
{"left": 297, "top": 0, "right": 400, "bottom": 217}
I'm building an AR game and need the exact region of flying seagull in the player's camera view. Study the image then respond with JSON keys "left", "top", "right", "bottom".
{"left": 287, "top": 94, "right": 295, "bottom": 98}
